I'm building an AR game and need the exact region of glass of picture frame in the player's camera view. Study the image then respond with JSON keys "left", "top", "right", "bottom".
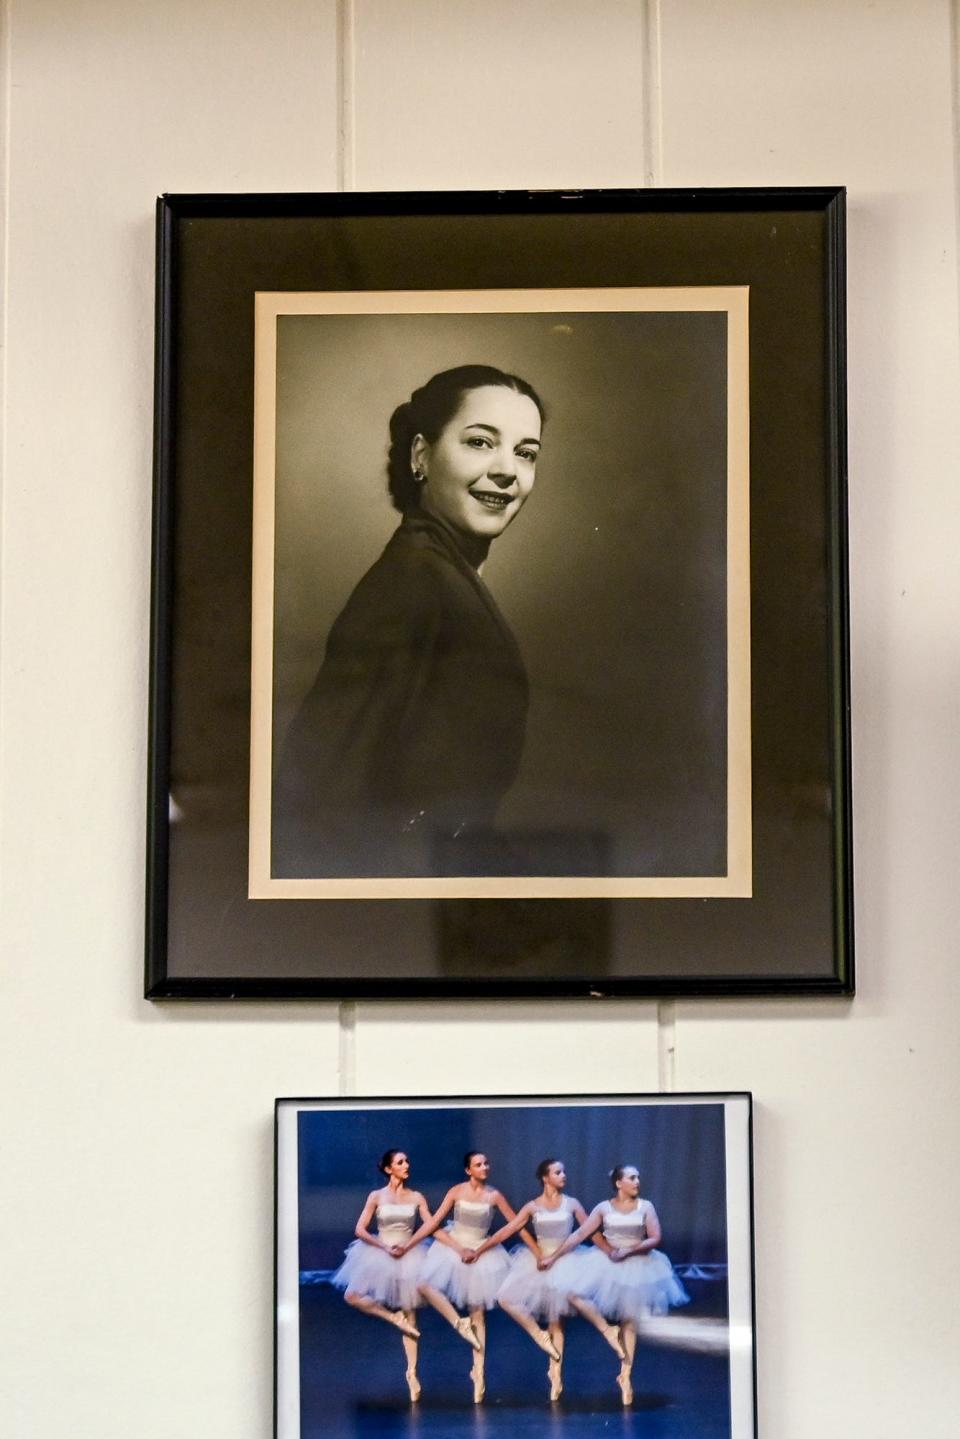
{"left": 275, "top": 1091, "right": 756, "bottom": 1438}
{"left": 147, "top": 188, "right": 852, "bottom": 998}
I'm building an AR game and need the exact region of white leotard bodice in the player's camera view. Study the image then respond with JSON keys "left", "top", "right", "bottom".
{"left": 597, "top": 1198, "right": 650, "bottom": 1250}
{"left": 532, "top": 1196, "right": 577, "bottom": 1257}
{"left": 376, "top": 1202, "right": 417, "bottom": 1247}
{"left": 448, "top": 1198, "right": 494, "bottom": 1250}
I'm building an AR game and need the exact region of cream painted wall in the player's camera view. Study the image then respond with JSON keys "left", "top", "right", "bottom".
{"left": 1, "top": 2, "right": 958, "bottom": 1437}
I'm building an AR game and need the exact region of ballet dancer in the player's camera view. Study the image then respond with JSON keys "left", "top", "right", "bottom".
{"left": 542, "top": 1163, "right": 688, "bottom": 1405}
{"left": 473, "top": 1156, "right": 618, "bottom": 1400}
{"left": 329, "top": 1148, "right": 432, "bottom": 1402}
{"left": 409, "top": 1150, "right": 536, "bottom": 1403}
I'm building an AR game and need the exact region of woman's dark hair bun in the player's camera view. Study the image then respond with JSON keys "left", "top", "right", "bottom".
{"left": 536, "top": 1157, "right": 560, "bottom": 1182}
{"left": 386, "top": 364, "right": 546, "bottom": 514}
{"left": 378, "top": 1148, "right": 404, "bottom": 1175}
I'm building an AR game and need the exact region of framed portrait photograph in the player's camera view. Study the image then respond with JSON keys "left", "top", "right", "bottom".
{"left": 275, "top": 1092, "right": 756, "bottom": 1439}
{"left": 146, "top": 188, "right": 853, "bottom": 997}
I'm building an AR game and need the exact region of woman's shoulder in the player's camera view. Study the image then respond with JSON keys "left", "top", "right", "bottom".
{"left": 331, "top": 525, "right": 460, "bottom": 637}
{"left": 355, "top": 529, "right": 451, "bottom": 594}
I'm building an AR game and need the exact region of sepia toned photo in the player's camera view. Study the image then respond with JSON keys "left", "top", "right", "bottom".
{"left": 250, "top": 288, "right": 751, "bottom": 901}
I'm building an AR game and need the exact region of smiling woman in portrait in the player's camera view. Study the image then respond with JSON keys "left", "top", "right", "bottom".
{"left": 272, "top": 364, "right": 545, "bottom": 879}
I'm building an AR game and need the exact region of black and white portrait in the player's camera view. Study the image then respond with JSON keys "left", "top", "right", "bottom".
{"left": 249, "top": 288, "right": 750, "bottom": 900}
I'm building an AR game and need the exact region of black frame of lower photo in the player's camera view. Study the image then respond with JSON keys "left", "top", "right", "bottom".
{"left": 146, "top": 187, "right": 853, "bottom": 998}
{"left": 274, "top": 1092, "right": 757, "bottom": 1439}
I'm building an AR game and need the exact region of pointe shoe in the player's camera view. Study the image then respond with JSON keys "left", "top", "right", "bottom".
{"left": 604, "top": 1324, "right": 627, "bottom": 1361}
{"left": 471, "top": 1361, "right": 485, "bottom": 1404}
{"left": 389, "top": 1311, "right": 420, "bottom": 1339}
{"left": 406, "top": 1369, "right": 421, "bottom": 1402}
{"left": 455, "top": 1315, "right": 482, "bottom": 1351}
{"left": 616, "top": 1368, "right": 634, "bottom": 1406}
{"left": 532, "top": 1327, "right": 562, "bottom": 1362}
{"left": 548, "top": 1359, "right": 563, "bottom": 1402}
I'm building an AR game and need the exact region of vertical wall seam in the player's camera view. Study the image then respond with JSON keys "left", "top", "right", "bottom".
{"left": 657, "top": 1000, "right": 677, "bottom": 1092}
{"left": 950, "top": 0, "right": 960, "bottom": 344}
{"left": 641, "top": 0, "right": 663, "bottom": 187}
{"left": 0, "top": 0, "right": 12, "bottom": 831}
{"left": 338, "top": 1000, "right": 358, "bottom": 1097}
{"left": 336, "top": 0, "right": 357, "bottom": 193}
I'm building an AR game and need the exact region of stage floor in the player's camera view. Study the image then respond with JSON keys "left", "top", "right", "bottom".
{"left": 298, "top": 1284, "right": 732, "bottom": 1438}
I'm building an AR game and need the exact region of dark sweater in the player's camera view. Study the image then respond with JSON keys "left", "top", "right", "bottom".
{"left": 272, "top": 510, "right": 528, "bottom": 878}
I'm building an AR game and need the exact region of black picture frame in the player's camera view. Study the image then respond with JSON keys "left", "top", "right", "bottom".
{"left": 274, "top": 1091, "right": 757, "bottom": 1439}
{"left": 147, "top": 187, "right": 853, "bottom": 999}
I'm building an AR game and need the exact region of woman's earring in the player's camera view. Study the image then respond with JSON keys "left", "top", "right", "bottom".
{"left": 412, "top": 467, "right": 425, "bottom": 484}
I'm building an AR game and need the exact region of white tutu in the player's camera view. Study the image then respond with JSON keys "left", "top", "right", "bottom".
{"left": 497, "top": 1244, "right": 594, "bottom": 1325}
{"left": 579, "top": 1246, "right": 689, "bottom": 1322}
{"left": 330, "top": 1239, "right": 427, "bottom": 1312}
{"left": 419, "top": 1237, "right": 512, "bottom": 1310}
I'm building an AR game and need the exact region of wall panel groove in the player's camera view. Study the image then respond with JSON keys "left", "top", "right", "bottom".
{"left": 951, "top": 0, "right": 960, "bottom": 351}
{"left": 641, "top": 0, "right": 663, "bottom": 185}
{"left": 336, "top": 0, "right": 356, "bottom": 191}
{"left": 0, "top": 0, "right": 10, "bottom": 751}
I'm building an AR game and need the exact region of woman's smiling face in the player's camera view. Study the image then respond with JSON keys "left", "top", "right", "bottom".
{"left": 413, "top": 385, "right": 542, "bottom": 541}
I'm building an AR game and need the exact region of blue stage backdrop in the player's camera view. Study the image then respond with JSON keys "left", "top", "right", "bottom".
{"left": 297, "top": 1101, "right": 727, "bottom": 1274}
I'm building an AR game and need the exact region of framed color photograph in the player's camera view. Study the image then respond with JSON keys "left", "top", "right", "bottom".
{"left": 275, "top": 1093, "right": 756, "bottom": 1439}
{"left": 146, "top": 188, "right": 852, "bottom": 997}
